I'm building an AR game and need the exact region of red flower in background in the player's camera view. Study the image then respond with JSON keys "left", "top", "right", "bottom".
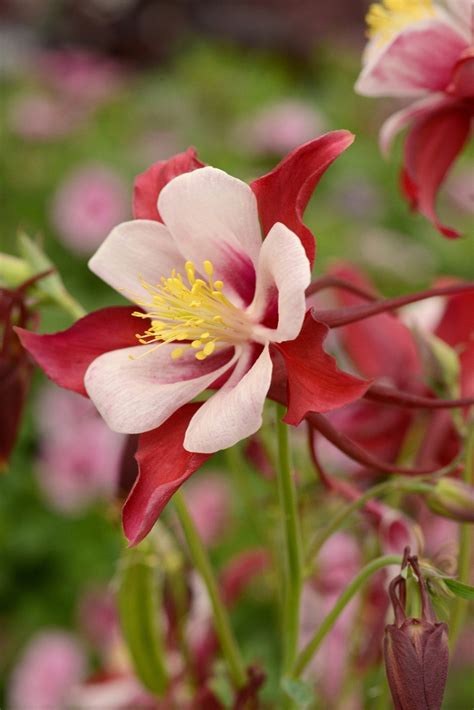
{"left": 0, "top": 280, "right": 41, "bottom": 470}
{"left": 309, "top": 263, "right": 474, "bottom": 474}
{"left": 356, "top": 0, "right": 474, "bottom": 237}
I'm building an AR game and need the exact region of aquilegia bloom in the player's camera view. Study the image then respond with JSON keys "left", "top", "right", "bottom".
{"left": 84, "top": 165, "right": 312, "bottom": 452}
{"left": 356, "top": 0, "right": 474, "bottom": 237}
{"left": 19, "top": 135, "right": 371, "bottom": 542}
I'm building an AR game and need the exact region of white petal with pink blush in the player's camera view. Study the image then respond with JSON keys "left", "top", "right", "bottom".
{"left": 85, "top": 165, "right": 311, "bottom": 451}
{"left": 356, "top": 2, "right": 469, "bottom": 98}
{"left": 184, "top": 346, "right": 273, "bottom": 453}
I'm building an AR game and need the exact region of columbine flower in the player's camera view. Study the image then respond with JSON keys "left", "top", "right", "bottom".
{"left": 355, "top": 0, "right": 474, "bottom": 237}
{"left": 311, "top": 263, "right": 474, "bottom": 473}
{"left": 19, "top": 137, "right": 373, "bottom": 543}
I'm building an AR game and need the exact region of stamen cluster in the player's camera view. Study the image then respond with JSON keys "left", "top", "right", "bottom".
{"left": 366, "top": 0, "right": 435, "bottom": 41}
{"left": 132, "top": 260, "right": 252, "bottom": 360}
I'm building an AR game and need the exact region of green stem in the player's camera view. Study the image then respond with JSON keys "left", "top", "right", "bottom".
{"left": 305, "top": 479, "right": 433, "bottom": 574}
{"left": 450, "top": 422, "right": 474, "bottom": 648}
{"left": 293, "top": 554, "right": 402, "bottom": 677}
{"left": 225, "top": 445, "right": 266, "bottom": 541}
{"left": 173, "top": 490, "right": 246, "bottom": 689}
{"left": 55, "top": 291, "right": 86, "bottom": 320}
{"left": 275, "top": 403, "right": 304, "bottom": 676}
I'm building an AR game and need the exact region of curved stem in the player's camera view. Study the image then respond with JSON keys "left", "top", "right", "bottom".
{"left": 293, "top": 555, "right": 402, "bottom": 677}
{"left": 449, "top": 422, "right": 474, "bottom": 648}
{"left": 173, "top": 490, "right": 247, "bottom": 688}
{"left": 275, "top": 403, "right": 304, "bottom": 676}
{"left": 304, "top": 479, "right": 433, "bottom": 574}
{"left": 316, "top": 282, "right": 474, "bottom": 329}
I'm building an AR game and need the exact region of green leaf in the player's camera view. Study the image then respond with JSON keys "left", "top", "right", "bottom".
{"left": 281, "top": 677, "right": 315, "bottom": 707}
{"left": 117, "top": 540, "right": 169, "bottom": 696}
{"left": 17, "top": 232, "right": 85, "bottom": 319}
{"left": 443, "top": 578, "right": 474, "bottom": 600}
{"left": 0, "top": 253, "right": 32, "bottom": 288}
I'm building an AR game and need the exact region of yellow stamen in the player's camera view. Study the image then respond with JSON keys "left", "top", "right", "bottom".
{"left": 132, "top": 259, "right": 252, "bottom": 361}
{"left": 366, "top": 0, "right": 435, "bottom": 42}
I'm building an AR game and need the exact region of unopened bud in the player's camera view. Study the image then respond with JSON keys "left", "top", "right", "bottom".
{"left": 384, "top": 552, "right": 449, "bottom": 710}
{"left": 415, "top": 332, "right": 460, "bottom": 397}
{"left": 0, "top": 286, "right": 34, "bottom": 470}
{"left": 427, "top": 478, "right": 474, "bottom": 523}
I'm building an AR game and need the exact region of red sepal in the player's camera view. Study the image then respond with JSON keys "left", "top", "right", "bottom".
{"left": 274, "top": 310, "right": 370, "bottom": 426}
{"left": 251, "top": 131, "right": 354, "bottom": 267}
{"left": 436, "top": 288, "right": 474, "bottom": 397}
{"left": 16, "top": 306, "right": 138, "bottom": 396}
{"left": 401, "top": 104, "right": 471, "bottom": 238}
{"left": 133, "top": 147, "right": 205, "bottom": 221}
{"left": 123, "top": 403, "right": 210, "bottom": 545}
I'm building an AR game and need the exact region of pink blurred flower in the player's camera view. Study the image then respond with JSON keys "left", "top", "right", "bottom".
{"left": 70, "top": 675, "right": 158, "bottom": 710}
{"left": 38, "top": 50, "right": 124, "bottom": 105}
{"left": 35, "top": 386, "right": 123, "bottom": 513}
{"left": 239, "top": 100, "right": 326, "bottom": 155}
{"left": 51, "top": 165, "right": 129, "bottom": 255}
{"left": 78, "top": 588, "right": 120, "bottom": 657}
{"left": 182, "top": 473, "right": 232, "bottom": 546}
{"left": 8, "top": 632, "right": 86, "bottom": 710}
{"left": 301, "top": 533, "right": 362, "bottom": 701}
{"left": 7, "top": 94, "right": 81, "bottom": 142}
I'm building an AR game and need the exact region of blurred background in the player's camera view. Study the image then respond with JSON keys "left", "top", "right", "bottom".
{"left": 1, "top": 1, "right": 473, "bottom": 708}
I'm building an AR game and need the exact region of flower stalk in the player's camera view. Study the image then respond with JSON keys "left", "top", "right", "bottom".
{"left": 293, "top": 554, "right": 402, "bottom": 677}
{"left": 449, "top": 422, "right": 474, "bottom": 648}
{"left": 173, "top": 490, "right": 247, "bottom": 689}
{"left": 275, "top": 403, "right": 304, "bottom": 677}
{"left": 305, "top": 478, "right": 433, "bottom": 573}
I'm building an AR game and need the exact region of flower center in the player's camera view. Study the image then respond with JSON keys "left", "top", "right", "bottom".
{"left": 366, "top": 0, "right": 435, "bottom": 42}
{"left": 132, "top": 260, "right": 252, "bottom": 361}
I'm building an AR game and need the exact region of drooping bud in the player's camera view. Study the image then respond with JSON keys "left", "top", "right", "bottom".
{"left": 427, "top": 477, "right": 474, "bottom": 523}
{"left": 0, "top": 284, "right": 36, "bottom": 470}
{"left": 384, "top": 552, "right": 449, "bottom": 710}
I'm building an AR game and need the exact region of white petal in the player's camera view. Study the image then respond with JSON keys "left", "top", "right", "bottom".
{"left": 446, "top": 0, "right": 473, "bottom": 37}
{"left": 158, "top": 167, "right": 262, "bottom": 304}
{"left": 247, "top": 222, "right": 310, "bottom": 343}
{"left": 184, "top": 346, "right": 272, "bottom": 453}
{"left": 88, "top": 220, "right": 184, "bottom": 302}
{"left": 84, "top": 344, "right": 237, "bottom": 434}
{"left": 356, "top": 17, "right": 468, "bottom": 98}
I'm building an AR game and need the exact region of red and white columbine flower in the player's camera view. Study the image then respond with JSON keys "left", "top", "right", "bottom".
{"left": 84, "top": 166, "right": 312, "bottom": 453}
{"left": 19, "top": 135, "right": 373, "bottom": 543}
{"left": 356, "top": 0, "right": 474, "bottom": 238}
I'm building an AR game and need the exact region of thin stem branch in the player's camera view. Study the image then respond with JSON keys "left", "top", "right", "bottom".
{"left": 305, "top": 478, "right": 433, "bottom": 574}
{"left": 275, "top": 403, "right": 304, "bottom": 676}
{"left": 293, "top": 555, "right": 403, "bottom": 677}
{"left": 450, "top": 421, "right": 474, "bottom": 648}
{"left": 173, "top": 490, "right": 247, "bottom": 689}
